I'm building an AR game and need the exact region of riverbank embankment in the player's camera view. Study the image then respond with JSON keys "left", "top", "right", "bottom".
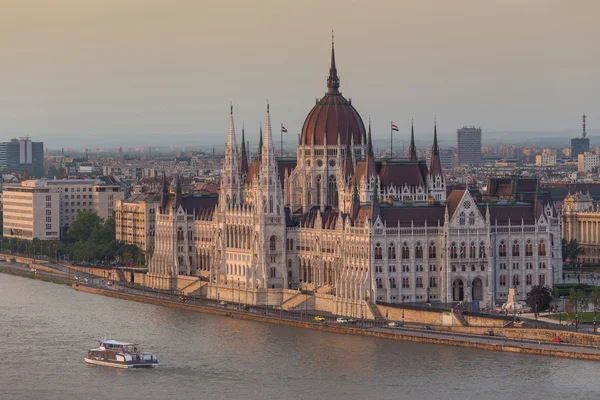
{"left": 72, "top": 284, "right": 600, "bottom": 362}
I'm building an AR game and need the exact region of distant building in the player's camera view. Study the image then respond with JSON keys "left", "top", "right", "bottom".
{"left": 426, "top": 148, "right": 455, "bottom": 170}
{"left": 571, "top": 138, "right": 590, "bottom": 160}
{"left": 578, "top": 152, "right": 598, "bottom": 172}
{"left": 0, "top": 138, "right": 44, "bottom": 177}
{"left": 115, "top": 193, "right": 161, "bottom": 257}
{"left": 562, "top": 192, "right": 600, "bottom": 263}
{"left": 535, "top": 149, "right": 557, "bottom": 166}
{"left": 3, "top": 180, "right": 60, "bottom": 240}
{"left": 456, "top": 126, "right": 482, "bottom": 166}
{"left": 571, "top": 114, "right": 590, "bottom": 159}
{"left": 2, "top": 178, "right": 123, "bottom": 240}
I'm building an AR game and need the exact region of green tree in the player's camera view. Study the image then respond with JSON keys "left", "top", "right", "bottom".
{"left": 67, "top": 212, "right": 103, "bottom": 242}
{"left": 526, "top": 285, "right": 553, "bottom": 319}
{"left": 562, "top": 239, "right": 584, "bottom": 264}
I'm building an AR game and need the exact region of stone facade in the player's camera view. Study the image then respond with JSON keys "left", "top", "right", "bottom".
{"left": 146, "top": 43, "right": 562, "bottom": 316}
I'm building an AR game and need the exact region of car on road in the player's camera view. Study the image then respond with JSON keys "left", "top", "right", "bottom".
{"left": 552, "top": 337, "right": 564, "bottom": 343}
{"left": 84, "top": 277, "right": 90, "bottom": 284}
{"left": 388, "top": 321, "right": 400, "bottom": 327}
{"left": 314, "top": 316, "right": 325, "bottom": 321}
{"left": 107, "top": 281, "right": 113, "bottom": 287}
{"left": 336, "top": 317, "right": 348, "bottom": 324}
{"left": 219, "top": 301, "right": 228, "bottom": 306}
{"left": 347, "top": 318, "right": 357, "bottom": 324}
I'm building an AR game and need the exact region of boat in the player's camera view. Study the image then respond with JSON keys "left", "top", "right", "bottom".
{"left": 84, "top": 340, "right": 159, "bottom": 369}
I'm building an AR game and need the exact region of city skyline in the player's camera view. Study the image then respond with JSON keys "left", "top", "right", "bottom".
{"left": 1, "top": 0, "right": 599, "bottom": 148}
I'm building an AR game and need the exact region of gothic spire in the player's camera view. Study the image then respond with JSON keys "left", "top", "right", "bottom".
{"left": 258, "top": 122, "right": 263, "bottom": 162}
{"left": 261, "top": 103, "right": 275, "bottom": 167}
{"left": 240, "top": 122, "right": 249, "bottom": 175}
{"left": 408, "top": 119, "right": 417, "bottom": 160}
{"left": 327, "top": 30, "right": 340, "bottom": 94}
{"left": 226, "top": 103, "right": 237, "bottom": 152}
{"left": 342, "top": 128, "right": 354, "bottom": 179}
{"left": 365, "top": 118, "right": 376, "bottom": 178}
{"left": 429, "top": 119, "right": 443, "bottom": 178}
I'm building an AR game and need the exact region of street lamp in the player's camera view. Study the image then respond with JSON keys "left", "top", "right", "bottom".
{"left": 513, "top": 284, "right": 518, "bottom": 323}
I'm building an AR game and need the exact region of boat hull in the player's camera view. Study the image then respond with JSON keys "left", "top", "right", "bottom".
{"left": 84, "top": 357, "right": 158, "bottom": 369}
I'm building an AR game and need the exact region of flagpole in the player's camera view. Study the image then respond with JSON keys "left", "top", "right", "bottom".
{"left": 280, "top": 123, "right": 283, "bottom": 157}
{"left": 390, "top": 120, "right": 393, "bottom": 159}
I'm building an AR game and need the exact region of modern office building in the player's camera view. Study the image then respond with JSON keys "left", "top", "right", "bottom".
{"left": 2, "top": 180, "right": 60, "bottom": 241}
{"left": 115, "top": 193, "right": 161, "bottom": 257}
{"left": 1, "top": 178, "right": 123, "bottom": 240}
{"left": 456, "top": 127, "right": 482, "bottom": 166}
{"left": 0, "top": 137, "right": 44, "bottom": 177}
{"left": 535, "top": 149, "right": 557, "bottom": 166}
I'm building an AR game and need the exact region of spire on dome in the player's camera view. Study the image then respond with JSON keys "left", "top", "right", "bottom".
{"left": 327, "top": 30, "right": 340, "bottom": 94}
{"left": 408, "top": 119, "right": 417, "bottom": 160}
{"left": 240, "top": 122, "right": 249, "bottom": 175}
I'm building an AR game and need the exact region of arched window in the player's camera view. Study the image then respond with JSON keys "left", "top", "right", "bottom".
{"left": 460, "top": 242, "right": 466, "bottom": 258}
{"left": 538, "top": 240, "right": 546, "bottom": 256}
{"left": 316, "top": 175, "right": 322, "bottom": 205}
{"left": 429, "top": 242, "right": 436, "bottom": 258}
{"left": 512, "top": 240, "right": 520, "bottom": 257}
{"left": 469, "top": 242, "right": 476, "bottom": 258}
{"left": 270, "top": 235, "right": 277, "bottom": 252}
{"left": 450, "top": 242, "right": 457, "bottom": 259}
{"left": 459, "top": 212, "right": 466, "bottom": 226}
{"left": 177, "top": 228, "right": 184, "bottom": 241}
{"left": 499, "top": 275, "right": 506, "bottom": 286}
{"left": 388, "top": 243, "right": 396, "bottom": 259}
{"left": 526, "top": 274, "right": 533, "bottom": 285}
{"left": 375, "top": 243, "right": 383, "bottom": 260}
{"left": 327, "top": 175, "right": 337, "bottom": 205}
{"left": 479, "top": 241, "right": 486, "bottom": 258}
{"left": 469, "top": 212, "right": 475, "bottom": 225}
{"left": 513, "top": 274, "right": 520, "bottom": 286}
{"left": 402, "top": 243, "right": 410, "bottom": 259}
{"left": 499, "top": 241, "right": 507, "bottom": 257}
{"left": 415, "top": 242, "right": 423, "bottom": 259}
{"left": 525, "top": 239, "right": 533, "bottom": 257}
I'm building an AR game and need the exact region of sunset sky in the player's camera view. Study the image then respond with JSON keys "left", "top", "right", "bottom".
{"left": 1, "top": 0, "right": 598, "bottom": 148}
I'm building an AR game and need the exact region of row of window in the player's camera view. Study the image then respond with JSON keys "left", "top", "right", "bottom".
{"left": 376, "top": 277, "right": 438, "bottom": 289}
{"left": 498, "top": 239, "right": 547, "bottom": 257}
{"left": 375, "top": 242, "right": 438, "bottom": 260}
{"left": 499, "top": 274, "right": 546, "bottom": 286}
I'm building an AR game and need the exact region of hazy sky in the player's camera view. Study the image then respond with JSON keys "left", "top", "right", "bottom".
{"left": 1, "top": 0, "right": 598, "bottom": 148}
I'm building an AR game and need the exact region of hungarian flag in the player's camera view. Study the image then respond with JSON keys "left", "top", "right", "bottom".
{"left": 281, "top": 126, "right": 288, "bottom": 133}
{"left": 391, "top": 123, "right": 399, "bottom": 132}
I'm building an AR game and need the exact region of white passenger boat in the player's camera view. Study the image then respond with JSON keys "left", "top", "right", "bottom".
{"left": 84, "top": 340, "right": 159, "bottom": 369}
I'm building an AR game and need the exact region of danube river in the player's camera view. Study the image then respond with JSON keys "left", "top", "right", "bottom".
{"left": 1, "top": 275, "right": 599, "bottom": 400}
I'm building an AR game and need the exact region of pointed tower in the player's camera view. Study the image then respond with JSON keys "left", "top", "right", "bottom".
{"left": 258, "top": 122, "right": 263, "bottom": 163}
{"left": 342, "top": 128, "right": 354, "bottom": 180}
{"left": 160, "top": 171, "right": 169, "bottom": 211}
{"left": 362, "top": 119, "right": 378, "bottom": 203}
{"left": 428, "top": 119, "right": 446, "bottom": 203}
{"left": 408, "top": 119, "right": 417, "bottom": 160}
{"left": 220, "top": 104, "right": 241, "bottom": 207}
{"left": 240, "top": 123, "right": 249, "bottom": 178}
{"left": 256, "top": 103, "right": 285, "bottom": 290}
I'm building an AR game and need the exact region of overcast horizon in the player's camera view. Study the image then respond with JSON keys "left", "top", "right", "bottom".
{"left": 1, "top": 0, "right": 598, "bottom": 149}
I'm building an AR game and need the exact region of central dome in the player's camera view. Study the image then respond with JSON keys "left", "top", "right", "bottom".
{"left": 300, "top": 42, "right": 366, "bottom": 146}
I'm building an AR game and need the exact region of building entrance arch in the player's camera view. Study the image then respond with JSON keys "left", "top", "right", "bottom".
{"left": 452, "top": 279, "right": 464, "bottom": 302}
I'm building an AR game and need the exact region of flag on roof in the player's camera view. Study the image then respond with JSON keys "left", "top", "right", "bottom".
{"left": 281, "top": 126, "right": 288, "bottom": 133}
{"left": 391, "top": 123, "right": 399, "bottom": 131}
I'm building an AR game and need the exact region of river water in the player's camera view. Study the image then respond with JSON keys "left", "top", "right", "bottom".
{"left": 1, "top": 274, "right": 599, "bottom": 400}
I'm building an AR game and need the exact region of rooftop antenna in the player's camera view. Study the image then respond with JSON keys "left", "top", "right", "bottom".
{"left": 582, "top": 114, "right": 587, "bottom": 138}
